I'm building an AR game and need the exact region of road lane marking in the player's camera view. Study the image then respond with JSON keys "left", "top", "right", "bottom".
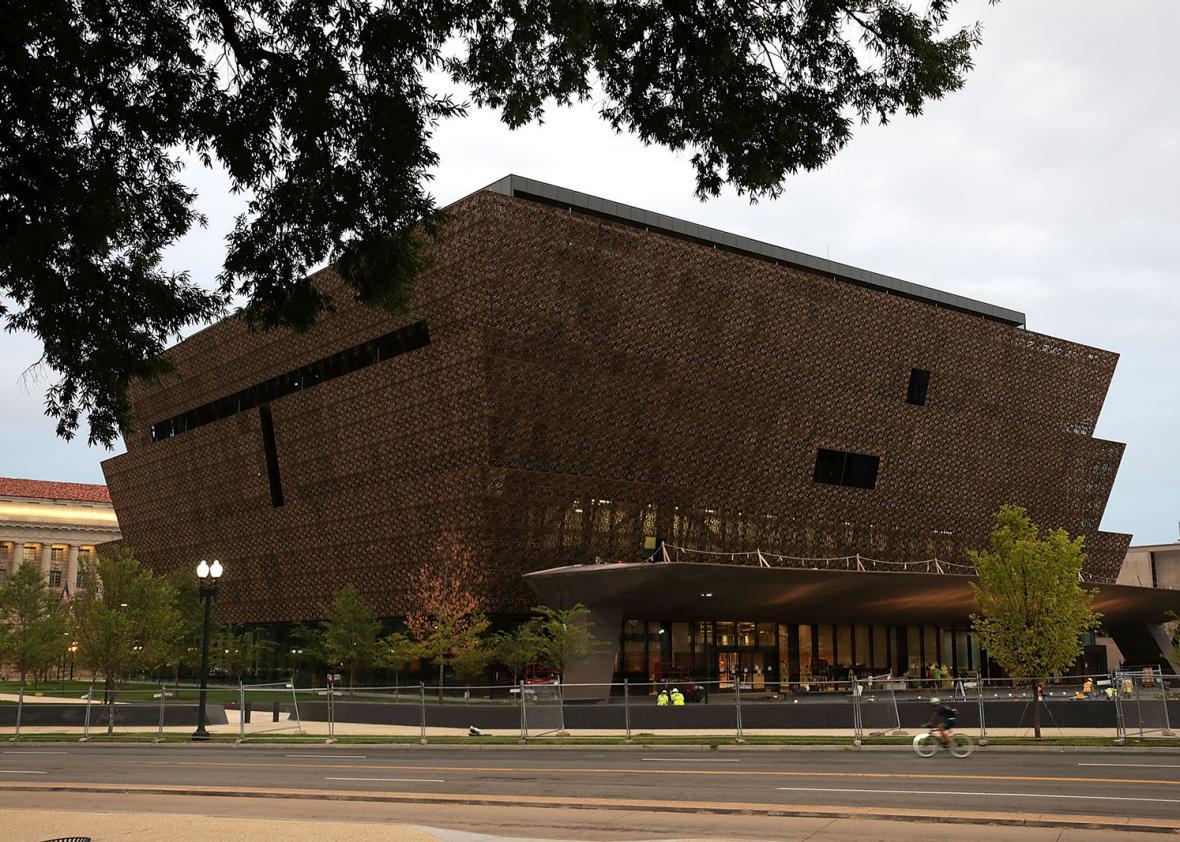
{"left": 286, "top": 754, "right": 366, "bottom": 758}
{"left": 117, "top": 760, "right": 1180, "bottom": 787}
{"left": 0, "top": 770, "right": 48, "bottom": 775}
{"left": 1079, "top": 763, "right": 1180, "bottom": 769}
{"left": 326, "top": 777, "right": 444, "bottom": 783}
{"left": 775, "top": 786, "right": 1180, "bottom": 805}
{"left": 641, "top": 757, "right": 741, "bottom": 762}
{"left": 2, "top": 751, "right": 67, "bottom": 755}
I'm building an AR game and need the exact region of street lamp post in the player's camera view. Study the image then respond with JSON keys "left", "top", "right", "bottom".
{"left": 192, "top": 559, "right": 223, "bottom": 741}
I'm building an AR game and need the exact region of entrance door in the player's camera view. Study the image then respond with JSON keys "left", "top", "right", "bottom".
{"left": 718, "top": 651, "right": 767, "bottom": 690}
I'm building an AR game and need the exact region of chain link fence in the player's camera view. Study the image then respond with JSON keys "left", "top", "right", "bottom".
{"left": 2, "top": 672, "right": 1172, "bottom": 742}
{"left": 1115, "top": 668, "right": 1175, "bottom": 740}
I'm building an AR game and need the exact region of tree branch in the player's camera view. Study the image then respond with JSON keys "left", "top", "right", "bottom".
{"left": 200, "top": 0, "right": 277, "bottom": 67}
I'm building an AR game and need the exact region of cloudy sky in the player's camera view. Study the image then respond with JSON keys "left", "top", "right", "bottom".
{"left": 1, "top": 0, "right": 1176, "bottom": 545}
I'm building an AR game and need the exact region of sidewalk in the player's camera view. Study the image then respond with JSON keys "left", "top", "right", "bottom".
{"left": 3, "top": 789, "right": 1178, "bottom": 841}
{"left": 6, "top": 808, "right": 439, "bottom": 842}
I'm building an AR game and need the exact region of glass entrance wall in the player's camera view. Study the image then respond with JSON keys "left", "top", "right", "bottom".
{"left": 619, "top": 618, "right": 985, "bottom": 689}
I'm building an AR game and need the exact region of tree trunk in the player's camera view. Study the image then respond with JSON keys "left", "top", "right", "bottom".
{"left": 106, "top": 678, "right": 115, "bottom": 736}
{"left": 1033, "top": 682, "right": 1042, "bottom": 739}
{"left": 438, "top": 660, "right": 445, "bottom": 703}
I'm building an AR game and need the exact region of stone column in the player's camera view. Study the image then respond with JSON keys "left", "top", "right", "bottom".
{"left": 66, "top": 545, "right": 80, "bottom": 594}
{"left": 41, "top": 541, "right": 53, "bottom": 576}
{"left": 14, "top": 537, "right": 35, "bottom": 570}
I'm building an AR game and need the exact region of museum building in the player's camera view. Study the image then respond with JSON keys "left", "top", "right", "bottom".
{"left": 101, "top": 175, "right": 1179, "bottom": 691}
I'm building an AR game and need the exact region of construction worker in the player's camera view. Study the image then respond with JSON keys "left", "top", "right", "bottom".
{"left": 1081, "top": 678, "right": 1094, "bottom": 699}
{"left": 656, "top": 688, "right": 670, "bottom": 706}
{"left": 670, "top": 687, "right": 685, "bottom": 706}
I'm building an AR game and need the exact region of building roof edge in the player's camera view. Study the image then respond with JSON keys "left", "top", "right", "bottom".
{"left": 472, "top": 174, "right": 1027, "bottom": 328}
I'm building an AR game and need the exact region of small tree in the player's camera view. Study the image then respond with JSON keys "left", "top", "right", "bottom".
{"left": 69, "top": 549, "right": 181, "bottom": 733}
{"left": 0, "top": 564, "right": 68, "bottom": 686}
{"left": 527, "top": 604, "right": 608, "bottom": 684}
{"left": 405, "top": 533, "right": 489, "bottom": 700}
{"left": 321, "top": 586, "right": 380, "bottom": 689}
{"left": 451, "top": 643, "right": 494, "bottom": 697}
{"left": 164, "top": 569, "right": 207, "bottom": 686}
{"left": 212, "top": 626, "right": 276, "bottom": 684}
{"left": 970, "top": 505, "right": 1101, "bottom": 738}
{"left": 492, "top": 623, "right": 541, "bottom": 686}
{"left": 376, "top": 630, "right": 418, "bottom": 692}
{"left": 286, "top": 623, "right": 325, "bottom": 686}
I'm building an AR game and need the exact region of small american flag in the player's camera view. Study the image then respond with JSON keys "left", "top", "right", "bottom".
{"left": 60, "top": 583, "right": 70, "bottom": 604}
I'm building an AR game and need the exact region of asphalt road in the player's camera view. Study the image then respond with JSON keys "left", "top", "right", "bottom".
{"left": 2, "top": 744, "right": 1180, "bottom": 825}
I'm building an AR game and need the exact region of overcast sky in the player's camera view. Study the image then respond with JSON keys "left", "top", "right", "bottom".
{"left": 1, "top": 0, "right": 1176, "bottom": 545}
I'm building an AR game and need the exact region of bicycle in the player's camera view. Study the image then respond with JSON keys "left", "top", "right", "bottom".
{"left": 913, "top": 729, "right": 974, "bottom": 758}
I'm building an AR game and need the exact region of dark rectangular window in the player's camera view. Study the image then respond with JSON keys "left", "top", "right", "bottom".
{"left": 907, "top": 368, "right": 930, "bottom": 405}
{"left": 150, "top": 319, "right": 430, "bottom": 442}
{"left": 813, "top": 448, "right": 880, "bottom": 489}
{"left": 259, "top": 403, "right": 285, "bottom": 507}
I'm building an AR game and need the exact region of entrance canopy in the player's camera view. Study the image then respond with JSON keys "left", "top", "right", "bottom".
{"left": 524, "top": 562, "right": 1180, "bottom": 626}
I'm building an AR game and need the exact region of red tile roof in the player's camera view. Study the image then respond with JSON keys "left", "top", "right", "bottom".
{"left": 0, "top": 477, "right": 112, "bottom": 504}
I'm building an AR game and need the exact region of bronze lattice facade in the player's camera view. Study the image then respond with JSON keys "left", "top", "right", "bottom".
{"left": 102, "top": 177, "right": 1130, "bottom": 624}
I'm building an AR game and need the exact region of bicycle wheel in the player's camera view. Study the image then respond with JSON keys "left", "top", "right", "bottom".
{"left": 912, "top": 733, "right": 938, "bottom": 757}
{"left": 949, "top": 734, "right": 974, "bottom": 758}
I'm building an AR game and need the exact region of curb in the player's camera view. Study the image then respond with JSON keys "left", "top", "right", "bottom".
{"left": 1, "top": 782, "right": 1177, "bottom": 835}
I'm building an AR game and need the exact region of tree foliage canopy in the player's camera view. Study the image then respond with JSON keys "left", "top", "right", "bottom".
{"left": 492, "top": 623, "right": 542, "bottom": 685}
{"left": 970, "top": 505, "right": 1101, "bottom": 681}
{"left": 69, "top": 548, "right": 182, "bottom": 688}
{"left": 527, "top": 603, "right": 607, "bottom": 680}
{"left": 405, "top": 533, "right": 488, "bottom": 696}
{"left": 321, "top": 584, "right": 381, "bottom": 686}
{"left": 2, "top": 0, "right": 987, "bottom": 445}
{"left": 0, "top": 564, "right": 68, "bottom": 684}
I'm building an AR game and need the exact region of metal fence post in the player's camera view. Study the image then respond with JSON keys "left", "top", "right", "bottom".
{"left": 289, "top": 682, "right": 303, "bottom": 735}
{"left": 623, "top": 679, "right": 632, "bottom": 743}
{"left": 418, "top": 681, "right": 427, "bottom": 745}
{"left": 1159, "top": 668, "right": 1174, "bottom": 736}
{"left": 518, "top": 680, "right": 527, "bottom": 743}
{"left": 851, "top": 679, "right": 863, "bottom": 746}
{"left": 326, "top": 681, "right": 336, "bottom": 744}
{"left": 734, "top": 678, "right": 744, "bottom": 743}
{"left": 156, "top": 681, "right": 166, "bottom": 743}
{"left": 1112, "top": 672, "right": 1125, "bottom": 744}
{"left": 10, "top": 683, "right": 23, "bottom": 741}
{"left": 238, "top": 682, "right": 246, "bottom": 742}
{"left": 81, "top": 680, "right": 94, "bottom": 742}
{"left": 977, "top": 679, "right": 988, "bottom": 746}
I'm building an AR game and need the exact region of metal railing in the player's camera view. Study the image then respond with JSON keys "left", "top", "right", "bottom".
{"left": 2, "top": 672, "right": 1173, "bottom": 743}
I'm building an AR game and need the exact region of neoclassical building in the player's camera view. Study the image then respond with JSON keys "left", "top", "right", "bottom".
{"left": 0, "top": 477, "right": 121, "bottom": 593}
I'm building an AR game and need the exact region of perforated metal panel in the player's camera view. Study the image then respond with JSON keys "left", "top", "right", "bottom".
{"left": 102, "top": 190, "right": 1129, "bottom": 624}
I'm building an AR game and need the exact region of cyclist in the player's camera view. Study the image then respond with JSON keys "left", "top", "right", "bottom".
{"left": 925, "top": 696, "right": 957, "bottom": 746}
